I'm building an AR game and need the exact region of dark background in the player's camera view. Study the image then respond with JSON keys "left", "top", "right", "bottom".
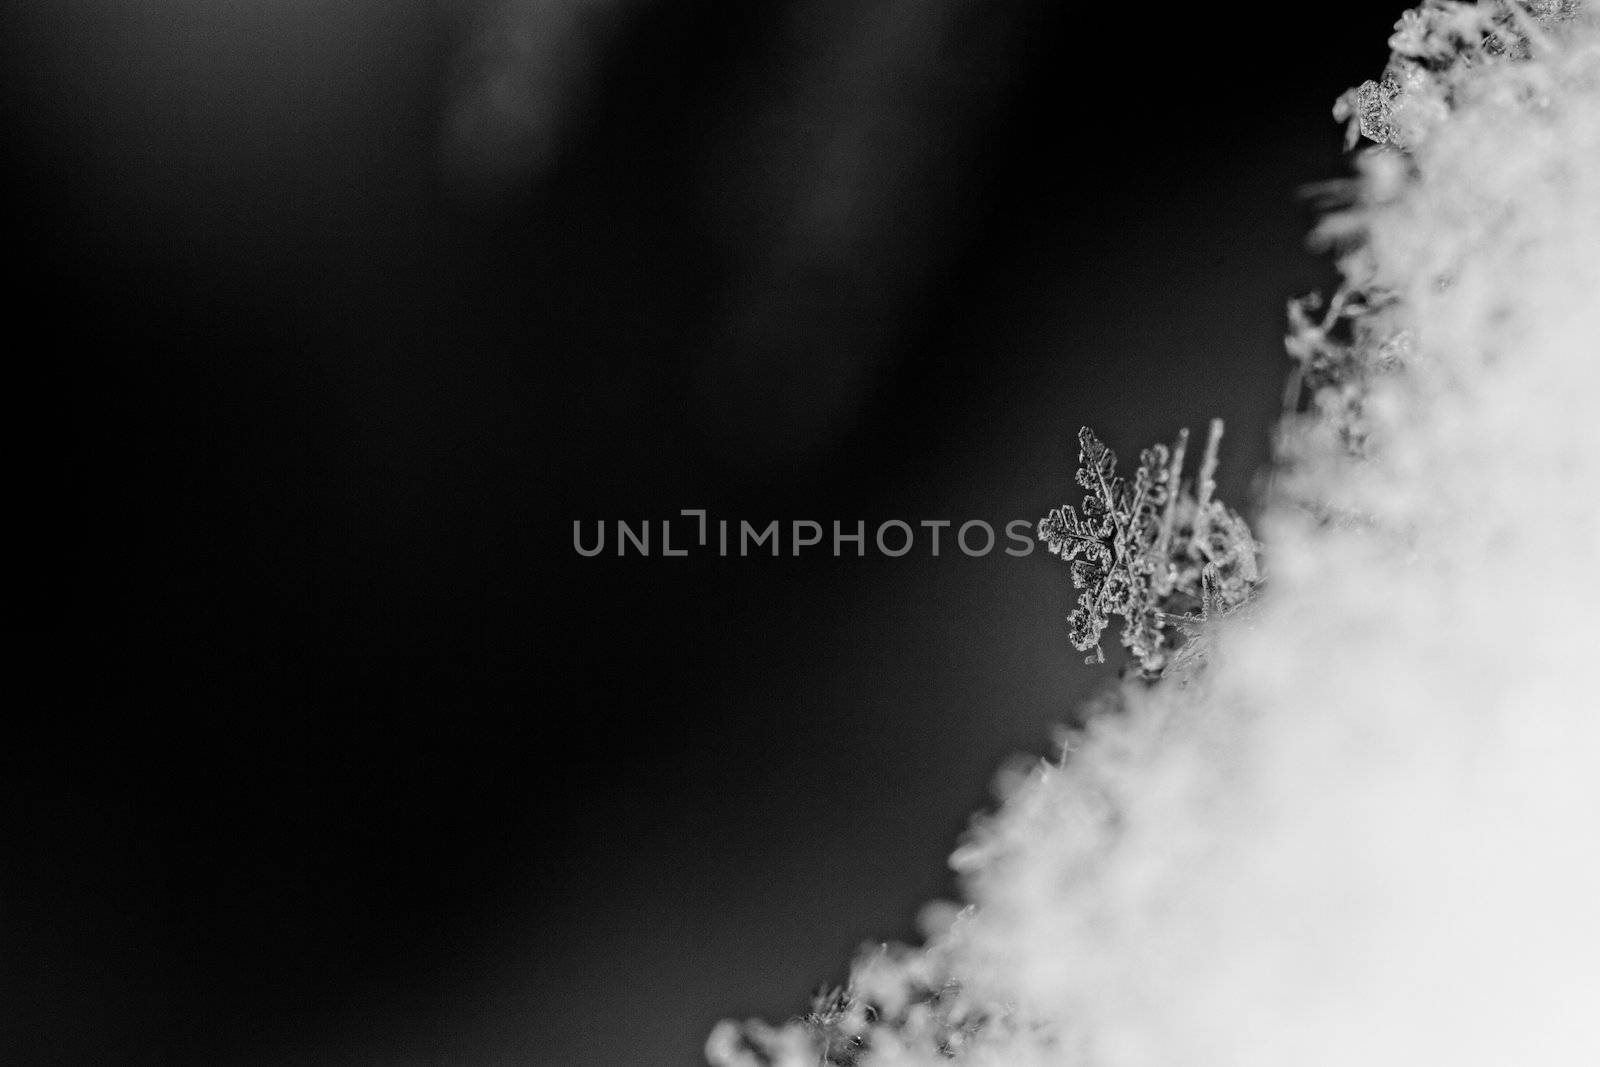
{"left": 8, "top": 2, "right": 1397, "bottom": 1064}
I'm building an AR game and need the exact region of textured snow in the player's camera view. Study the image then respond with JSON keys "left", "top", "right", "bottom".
{"left": 711, "top": 3, "right": 1600, "bottom": 1063}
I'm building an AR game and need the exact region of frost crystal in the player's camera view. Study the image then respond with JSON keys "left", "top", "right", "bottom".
{"left": 1037, "top": 421, "right": 1259, "bottom": 675}
{"left": 1336, "top": 0, "right": 1588, "bottom": 150}
{"left": 1336, "top": 74, "right": 1404, "bottom": 147}
{"left": 706, "top": 942, "right": 1016, "bottom": 1067}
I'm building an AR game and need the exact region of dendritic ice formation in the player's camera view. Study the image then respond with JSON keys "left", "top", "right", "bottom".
{"left": 1037, "top": 422, "right": 1259, "bottom": 676}
{"left": 709, "top": 2, "right": 1600, "bottom": 1064}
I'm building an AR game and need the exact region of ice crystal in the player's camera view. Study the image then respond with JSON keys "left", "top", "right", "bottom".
{"left": 1336, "top": 74, "right": 1405, "bottom": 147}
{"left": 707, "top": 943, "right": 1010, "bottom": 1067}
{"left": 1279, "top": 283, "right": 1409, "bottom": 461}
{"left": 1336, "top": 0, "right": 1586, "bottom": 151}
{"left": 1037, "top": 421, "right": 1259, "bottom": 675}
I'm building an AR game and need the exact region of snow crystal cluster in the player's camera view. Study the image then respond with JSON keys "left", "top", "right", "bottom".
{"left": 710, "top": 2, "right": 1600, "bottom": 1063}
{"left": 1037, "top": 421, "right": 1259, "bottom": 676}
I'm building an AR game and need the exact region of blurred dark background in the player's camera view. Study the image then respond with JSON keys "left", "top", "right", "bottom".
{"left": 7, "top": 2, "right": 1399, "bottom": 1064}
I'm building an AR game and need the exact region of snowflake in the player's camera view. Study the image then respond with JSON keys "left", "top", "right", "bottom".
{"left": 1038, "top": 421, "right": 1259, "bottom": 675}
{"left": 1335, "top": 74, "right": 1403, "bottom": 148}
{"left": 707, "top": 961, "right": 996, "bottom": 1066}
